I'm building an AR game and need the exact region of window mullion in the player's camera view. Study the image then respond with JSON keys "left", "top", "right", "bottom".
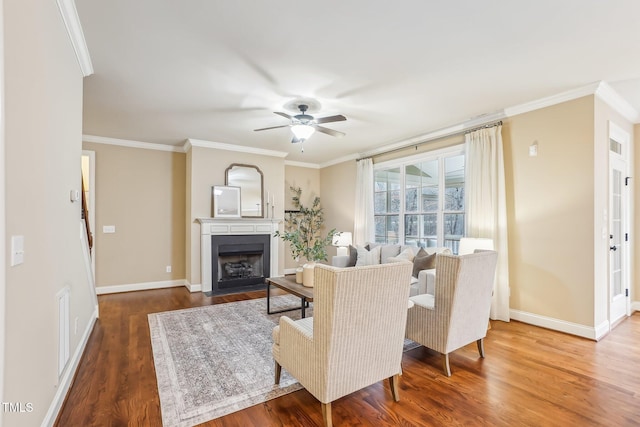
{"left": 438, "top": 156, "right": 445, "bottom": 246}
{"left": 399, "top": 167, "right": 405, "bottom": 245}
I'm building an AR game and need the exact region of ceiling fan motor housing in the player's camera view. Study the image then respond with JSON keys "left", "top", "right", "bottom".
{"left": 294, "top": 104, "right": 314, "bottom": 123}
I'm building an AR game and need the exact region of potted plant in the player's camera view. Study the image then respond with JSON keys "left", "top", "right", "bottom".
{"left": 274, "top": 186, "right": 335, "bottom": 287}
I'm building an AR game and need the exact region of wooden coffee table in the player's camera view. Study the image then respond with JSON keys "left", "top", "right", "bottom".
{"left": 266, "top": 275, "right": 314, "bottom": 318}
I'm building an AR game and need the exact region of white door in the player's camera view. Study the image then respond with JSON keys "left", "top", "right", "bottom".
{"left": 608, "top": 124, "right": 630, "bottom": 326}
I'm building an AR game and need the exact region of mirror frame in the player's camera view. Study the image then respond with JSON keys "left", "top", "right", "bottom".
{"left": 225, "top": 163, "right": 264, "bottom": 218}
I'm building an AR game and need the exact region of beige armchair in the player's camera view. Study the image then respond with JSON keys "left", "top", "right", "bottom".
{"left": 272, "top": 262, "right": 413, "bottom": 427}
{"left": 405, "top": 250, "right": 498, "bottom": 376}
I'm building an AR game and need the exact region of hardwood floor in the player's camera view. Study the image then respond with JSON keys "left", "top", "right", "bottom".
{"left": 55, "top": 287, "right": 640, "bottom": 426}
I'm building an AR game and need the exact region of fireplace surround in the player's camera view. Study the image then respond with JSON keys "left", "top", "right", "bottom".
{"left": 198, "top": 218, "right": 281, "bottom": 294}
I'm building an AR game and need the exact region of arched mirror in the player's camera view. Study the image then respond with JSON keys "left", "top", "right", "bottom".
{"left": 225, "top": 164, "right": 264, "bottom": 218}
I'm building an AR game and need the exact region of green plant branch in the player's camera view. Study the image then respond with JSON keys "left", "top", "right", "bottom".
{"left": 274, "top": 186, "right": 336, "bottom": 262}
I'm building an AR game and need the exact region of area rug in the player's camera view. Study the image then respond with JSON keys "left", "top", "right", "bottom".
{"left": 149, "top": 295, "right": 419, "bottom": 427}
{"left": 149, "top": 295, "right": 306, "bottom": 427}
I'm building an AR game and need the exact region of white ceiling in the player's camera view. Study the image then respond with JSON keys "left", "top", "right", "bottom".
{"left": 76, "top": 0, "right": 640, "bottom": 165}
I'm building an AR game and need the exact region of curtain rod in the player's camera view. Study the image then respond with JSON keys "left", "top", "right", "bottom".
{"left": 464, "top": 120, "right": 503, "bottom": 134}
{"left": 357, "top": 120, "right": 503, "bottom": 162}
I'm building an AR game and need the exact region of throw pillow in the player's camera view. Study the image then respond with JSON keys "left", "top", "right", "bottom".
{"left": 355, "top": 245, "right": 382, "bottom": 266}
{"left": 347, "top": 245, "right": 358, "bottom": 266}
{"left": 396, "top": 248, "right": 416, "bottom": 261}
{"left": 384, "top": 248, "right": 415, "bottom": 263}
{"left": 412, "top": 251, "right": 436, "bottom": 278}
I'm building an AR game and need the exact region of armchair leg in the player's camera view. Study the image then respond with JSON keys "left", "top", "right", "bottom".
{"left": 477, "top": 338, "right": 485, "bottom": 358}
{"left": 442, "top": 353, "right": 452, "bottom": 377}
{"left": 274, "top": 361, "right": 281, "bottom": 385}
{"left": 321, "top": 402, "right": 332, "bottom": 427}
{"left": 388, "top": 374, "right": 401, "bottom": 402}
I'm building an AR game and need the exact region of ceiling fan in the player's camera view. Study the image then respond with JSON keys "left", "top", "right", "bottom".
{"left": 254, "top": 104, "right": 346, "bottom": 144}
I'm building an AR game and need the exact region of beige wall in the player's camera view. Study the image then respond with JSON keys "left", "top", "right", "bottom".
{"left": 284, "top": 165, "right": 321, "bottom": 209}
{"left": 3, "top": 0, "right": 95, "bottom": 425}
{"left": 280, "top": 165, "right": 322, "bottom": 269}
{"left": 186, "top": 146, "right": 285, "bottom": 284}
{"left": 81, "top": 142, "right": 186, "bottom": 287}
{"left": 320, "top": 160, "right": 357, "bottom": 259}
{"left": 503, "top": 96, "right": 595, "bottom": 326}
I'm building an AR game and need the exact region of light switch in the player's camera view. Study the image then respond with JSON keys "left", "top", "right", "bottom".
{"left": 11, "top": 235, "right": 25, "bottom": 266}
{"left": 103, "top": 225, "right": 116, "bottom": 233}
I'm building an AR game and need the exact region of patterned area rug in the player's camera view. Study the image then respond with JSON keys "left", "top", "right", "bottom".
{"left": 149, "top": 295, "right": 420, "bottom": 427}
{"left": 149, "top": 295, "right": 306, "bottom": 427}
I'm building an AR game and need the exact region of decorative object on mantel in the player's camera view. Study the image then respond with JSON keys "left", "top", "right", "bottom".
{"left": 274, "top": 186, "right": 335, "bottom": 287}
{"left": 211, "top": 186, "right": 241, "bottom": 218}
{"left": 225, "top": 163, "right": 263, "bottom": 218}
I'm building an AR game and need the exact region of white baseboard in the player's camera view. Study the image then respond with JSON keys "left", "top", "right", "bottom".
{"left": 184, "top": 281, "right": 201, "bottom": 292}
{"left": 41, "top": 305, "right": 99, "bottom": 427}
{"left": 631, "top": 300, "right": 640, "bottom": 312}
{"left": 283, "top": 268, "right": 296, "bottom": 275}
{"left": 509, "top": 309, "right": 606, "bottom": 341}
{"left": 95, "top": 279, "right": 186, "bottom": 295}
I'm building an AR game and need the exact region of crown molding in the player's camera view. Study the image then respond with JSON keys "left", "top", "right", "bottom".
{"left": 594, "top": 81, "right": 640, "bottom": 123}
{"left": 337, "top": 81, "right": 640, "bottom": 165}
{"left": 185, "top": 138, "right": 289, "bottom": 158}
{"left": 357, "top": 111, "right": 505, "bottom": 160}
{"left": 284, "top": 160, "right": 320, "bottom": 169}
{"left": 56, "top": 0, "right": 93, "bottom": 76}
{"left": 503, "top": 82, "right": 601, "bottom": 118}
{"left": 319, "top": 153, "right": 359, "bottom": 168}
{"left": 83, "top": 135, "right": 183, "bottom": 152}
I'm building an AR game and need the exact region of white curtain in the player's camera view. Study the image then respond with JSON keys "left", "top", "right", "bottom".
{"left": 354, "top": 158, "right": 374, "bottom": 246}
{"left": 465, "top": 125, "right": 510, "bottom": 321}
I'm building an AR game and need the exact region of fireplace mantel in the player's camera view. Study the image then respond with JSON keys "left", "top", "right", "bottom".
{"left": 197, "top": 218, "right": 281, "bottom": 293}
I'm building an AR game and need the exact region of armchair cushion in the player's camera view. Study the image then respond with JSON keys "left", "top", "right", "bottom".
{"left": 410, "top": 293, "right": 435, "bottom": 309}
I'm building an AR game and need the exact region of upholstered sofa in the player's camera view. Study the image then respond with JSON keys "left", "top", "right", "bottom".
{"left": 332, "top": 243, "right": 452, "bottom": 297}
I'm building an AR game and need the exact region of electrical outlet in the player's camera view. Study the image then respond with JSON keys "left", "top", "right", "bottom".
{"left": 166, "top": 265, "right": 172, "bottom": 273}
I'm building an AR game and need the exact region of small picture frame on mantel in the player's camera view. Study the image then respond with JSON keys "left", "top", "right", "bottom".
{"left": 212, "top": 186, "right": 241, "bottom": 218}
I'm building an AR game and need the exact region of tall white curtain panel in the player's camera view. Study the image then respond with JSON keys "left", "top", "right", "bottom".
{"left": 465, "top": 125, "right": 510, "bottom": 321}
{"left": 354, "top": 158, "right": 374, "bottom": 246}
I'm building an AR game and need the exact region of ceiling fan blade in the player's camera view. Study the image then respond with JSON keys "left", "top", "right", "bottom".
{"left": 274, "top": 111, "right": 293, "bottom": 120}
{"left": 315, "top": 125, "right": 346, "bottom": 138}
{"left": 254, "top": 124, "right": 290, "bottom": 131}
{"left": 315, "top": 114, "right": 347, "bottom": 124}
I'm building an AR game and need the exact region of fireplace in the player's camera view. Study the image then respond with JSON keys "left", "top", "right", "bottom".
{"left": 212, "top": 234, "right": 270, "bottom": 293}
{"left": 197, "top": 218, "right": 281, "bottom": 294}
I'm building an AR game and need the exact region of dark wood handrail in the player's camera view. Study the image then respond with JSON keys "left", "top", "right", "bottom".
{"left": 81, "top": 174, "right": 93, "bottom": 253}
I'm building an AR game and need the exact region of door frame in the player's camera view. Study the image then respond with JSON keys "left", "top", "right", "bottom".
{"left": 608, "top": 121, "right": 631, "bottom": 327}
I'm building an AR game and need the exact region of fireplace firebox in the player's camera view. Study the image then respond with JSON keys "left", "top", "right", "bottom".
{"left": 211, "top": 234, "right": 270, "bottom": 294}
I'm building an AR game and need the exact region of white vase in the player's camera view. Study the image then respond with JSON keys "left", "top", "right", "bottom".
{"left": 302, "top": 262, "right": 316, "bottom": 287}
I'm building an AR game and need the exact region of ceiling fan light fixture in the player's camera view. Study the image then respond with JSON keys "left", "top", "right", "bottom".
{"left": 291, "top": 124, "right": 315, "bottom": 140}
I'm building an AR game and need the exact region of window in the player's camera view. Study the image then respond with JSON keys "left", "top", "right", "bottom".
{"left": 374, "top": 148, "right": 465, "bottom": 253}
